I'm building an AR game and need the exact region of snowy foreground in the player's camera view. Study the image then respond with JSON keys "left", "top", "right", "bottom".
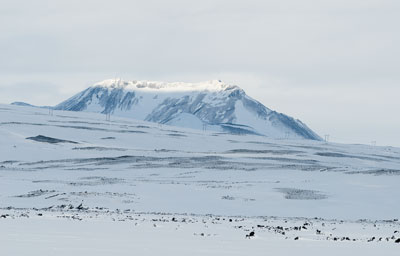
{"left": 0, "top": 104, "right": 399, "bottom": 255}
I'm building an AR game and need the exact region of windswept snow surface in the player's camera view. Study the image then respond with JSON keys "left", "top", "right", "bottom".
{"left": 0, "top": 104, "right": 400, "bottom": 255}
{"left": 54, "top": 79, "right": 321, "bottom": 140}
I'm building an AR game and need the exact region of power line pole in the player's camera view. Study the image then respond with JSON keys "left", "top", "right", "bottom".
{"left": 105, "top": 113, "right": 111, "bottom": 121}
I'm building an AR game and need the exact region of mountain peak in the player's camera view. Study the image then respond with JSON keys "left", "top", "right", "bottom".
{"left": 93, "top": 79, "right": 240, "bottom": 93}
{"left": 55, "top": 79, "right": 321, "bottom": 140}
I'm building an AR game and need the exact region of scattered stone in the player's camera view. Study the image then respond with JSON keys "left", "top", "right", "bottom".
{"left": 246, "top": 231, "right": 255, "bottom": 238}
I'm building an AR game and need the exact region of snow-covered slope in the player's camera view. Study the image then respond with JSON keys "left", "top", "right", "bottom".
{"left": 1, "top": 103, "right": 400, "bottom": 219}
{"left": 1, "top": 104, "right": 400, "bottom": 254}
{"left": 54, "top": 79, "right": 321, "bottom": 140}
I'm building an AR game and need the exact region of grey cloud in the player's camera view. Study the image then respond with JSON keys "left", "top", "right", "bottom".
{"left": 0, "top": 0, "right": 399, "bottom": 145}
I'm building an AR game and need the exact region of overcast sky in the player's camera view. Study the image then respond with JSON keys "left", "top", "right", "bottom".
{"left": 1, "top": 0, "right": 399, "bottom": 146}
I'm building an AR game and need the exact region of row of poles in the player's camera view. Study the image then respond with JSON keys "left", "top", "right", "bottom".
{"left": 47, "top": 107, "right": 378, "bottom": 146}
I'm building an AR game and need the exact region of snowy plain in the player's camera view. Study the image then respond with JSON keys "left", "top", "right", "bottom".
{"left": 0, "top": 104, "right": 399, "bottom": 255}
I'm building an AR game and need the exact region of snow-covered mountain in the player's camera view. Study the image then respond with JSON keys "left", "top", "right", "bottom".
{"left": 54, "top": 79, "right": 321, "bottom": 140}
